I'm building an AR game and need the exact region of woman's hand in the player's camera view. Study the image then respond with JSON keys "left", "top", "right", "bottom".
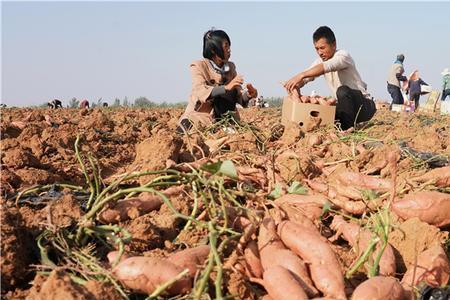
{"left": 225, "top": 75, "right": 244, "bottom": 91}
{"left": 284, "top": 73, "right": 305, "bottom": 92}
{"left": 246, "top": 83, "right": 258, "bottom": 98}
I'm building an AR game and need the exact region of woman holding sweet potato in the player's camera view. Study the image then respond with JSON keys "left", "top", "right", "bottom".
{"left": 177, "top": 29, "right": 258, "bottom": 133}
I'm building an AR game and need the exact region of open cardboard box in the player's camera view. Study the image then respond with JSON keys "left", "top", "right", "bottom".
{"left": 281, "top": 96, "right": 336, "bottom": 128}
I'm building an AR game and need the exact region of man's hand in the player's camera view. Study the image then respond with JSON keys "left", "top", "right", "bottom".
{"left": 246, "top": 83, "right": 258, "bottom": 98}
{"left": 225, "top": 75, "right": 244, "bottom": 91}
{"left": 284, "top": 73, "right": 305, "bottom": 93}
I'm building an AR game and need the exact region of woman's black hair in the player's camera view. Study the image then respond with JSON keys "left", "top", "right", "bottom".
{"left": 313, "top": 26, "right": 336, "bottom": 45}
{"left": 203, "top": 29, "right": 231, "bottom": 60}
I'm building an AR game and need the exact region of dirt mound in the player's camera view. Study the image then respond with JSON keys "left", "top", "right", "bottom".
{"left": 130, "top": 128, "right": 182, "bottom": 184}
{"left": 0, "top": 199, "right": 35, "bottom": 291}
{"left": 389, "top": 217, "right": 449, "bottom": 273}
{"left": 26, "top": 269, "right": 121, "bottom": 300}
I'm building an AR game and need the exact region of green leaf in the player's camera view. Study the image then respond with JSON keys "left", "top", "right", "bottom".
{"left": 201, "top": 160, "right": 238, "bottom": 179}
{"left": 321, "top": 200, "right": 332, "bottom": 218}
{"left": 268, "top": 184, "right": 282, "bottom": 200}
{"left": 361, "top": 189, "right": 378, "bottom": 201}
{"left": 287, "top": 181, "right": 308, "bottom": 195}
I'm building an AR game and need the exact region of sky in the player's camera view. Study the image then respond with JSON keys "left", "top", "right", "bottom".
{"left": 2, "top": 1, "right": 450, "bottom": 107}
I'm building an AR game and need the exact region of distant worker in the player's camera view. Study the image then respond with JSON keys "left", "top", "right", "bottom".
{"left": 406, "top": 70, "right": 428, "bottom": 110}
{"left": 48, "top": 99, "right": 62, "bottom": 109}
{"left": 80, "top": 100, "right": 90, "bottom": 109}
{"left": 103, "top": 102, "right": 109, "bottom": 107}
{"left": 441, "top": 68, "right": 450, "bottom": 101}
{"left": 387, "top": 54, "right": 407, "bottom": 106}
{"left": 177, "top": 29, "right": 258, "bottom": 133}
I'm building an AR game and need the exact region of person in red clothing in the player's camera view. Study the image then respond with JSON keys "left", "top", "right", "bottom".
{"left": 80, "top": 100, "right": 90, "bottom": 109}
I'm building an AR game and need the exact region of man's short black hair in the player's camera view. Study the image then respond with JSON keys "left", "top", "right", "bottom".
{"left": 203, "top": 29, "right": 231, "bottom": 60}
{"left": 313, "top": 26, "right": 336, "bottom": 45}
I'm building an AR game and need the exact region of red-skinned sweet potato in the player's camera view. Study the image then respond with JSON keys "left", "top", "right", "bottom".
{"left": 331, "top": 215, "right": 396, "bottom": 276}
{"left": 412, "top": 166, "right": 450, "bottom": 187}
{"left": 263, "top": 266, "right": 308, "bottom": 300}
{"left": 167, "top": 245, "right": 210, "bottom": 278}
{"left": 337, "top": 171, "right": 392, "bottom": 192}
{"left": 98, "top": 195, "right": 162, "bottom": 224}
{"left": 274, "top": 194, "right": 328, "bottom": 207}
{"left": 258, "top": 217, "right": 318, "bottom": 296}
{"left": 112, "top": 256, "right": 192, "bottom": 295}
{"left": 244, "top": 240, "right": 264, "bottom": 278}
{"left": 277, "top": 220, "right": 346, "bottom": 300}
{"left": 401, "top": 244, "right": 450, "bottom": 290}
{"left": 351, "top": 276, "right": 405, "bottom": 300}
{"left": 392, "top": 191, "right": 450, "bottom": 227}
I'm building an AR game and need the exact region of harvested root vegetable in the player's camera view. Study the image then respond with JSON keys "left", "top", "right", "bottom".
{"left": 277, "top": 221, "right": 346, "bottom": 300}
{"left": 112, "top": 256, "right": 192, "bottom": 295}
{"left": 351, "top": 276, "right": 405, "bottom": 300}
{"left": 261, "top": 247, "right": 318, "bottom": 297}
{"left": 392, "top": 191, "right": 450, "bottom": 227}
{"left": 401, "top": 244, "right": 450, "bottom": 290}
{"left": 107, "top": 251, "right": 131, "bottom": 266}
{"left": 244, "top": 240, "right": 264, "bottom": 278}
{"left": 258, "top": 217, "right": 317, "bottom": 296}
{"left": 411, "top": 166, "right": 450, "bottom": 187}
{"left": 98, "top": 186, "right": 185, "bottom": 224}
{"left": 329, "top": 196, "right": 370, "bottom": 215}
{"left": 274, "top": 194, "right": 328, "bottom": 207}
{"left": 98, "top": 195, "right": 162, "bottom": 224}
{"left": 263, "top": 266, "right": 308, "bottom": 300}
{"left": 167, "top": 245, "right": 210, "bottom": 278}
{"left": 258, "top": 217, "right": 285, "bottom": 251}
{"left": 280, "top": 202, "right": 323, "bottom": 223}
{"left": 330, "top": 216, "right": 396, "bottom": 276}
{"left": 337, "top": 171, "right": 392, "bottom": 192}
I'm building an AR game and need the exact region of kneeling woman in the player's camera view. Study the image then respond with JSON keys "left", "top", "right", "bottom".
{"left": 177, "top": 29, "right": 258, "bottom": 133}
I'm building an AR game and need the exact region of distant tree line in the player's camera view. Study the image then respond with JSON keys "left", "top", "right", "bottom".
{"left": 35, "top": 96, "right": 284, "bottom": 109}
{"left": 37, "top": 96, "right": 188, "bottom": 109}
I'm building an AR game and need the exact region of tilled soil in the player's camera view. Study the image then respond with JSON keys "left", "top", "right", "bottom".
{"left": 1, "top": 106, "right": 449, "bottom": 299}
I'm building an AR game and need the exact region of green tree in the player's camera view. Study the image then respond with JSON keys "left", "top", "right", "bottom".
{"left": 122, "top": 96, "right": 129, "bottom": 107}
{"left": 113, "top": 98, "right": 121, "bottom": 107}
{"left": 134, "top": 97, "right": 156, "bottom": 108}
{"left": 69, "top": 97, "right": 79, "bottom": 108}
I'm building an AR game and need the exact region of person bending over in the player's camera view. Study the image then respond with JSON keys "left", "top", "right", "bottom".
{"left": 284, "top": 26, "right": 376, "bottom": 130}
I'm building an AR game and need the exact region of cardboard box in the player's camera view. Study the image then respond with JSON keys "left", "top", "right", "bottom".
{"left": 281, "top": 96, "right": 336, "bottom": 128}
{"left": 391, "top": 103, "right": 414, "bottom": 113}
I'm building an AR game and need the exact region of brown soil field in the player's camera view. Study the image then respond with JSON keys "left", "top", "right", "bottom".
{"left": 1, "top": 106, "right": 449, "bottom": 299}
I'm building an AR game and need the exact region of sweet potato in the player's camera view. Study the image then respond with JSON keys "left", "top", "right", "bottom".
{"left": 112, "top": 256, "right": 192, "bottom": 295}
{"left": 337, "top": 171, "right": 392, "bottom": 192}
{"left": 260, "top": 247, "right": 318, "bottom": 297}
{"left": 107, "top": 251, "right": 130, "bottom": 266}
{"left": 280, "top": 202, "right": 323, "bottom": 223}
{"left": 274, "top": 194, "right": 328, "bottom": 207}
{"left": 258, "top": 217, "right": 285, "bottom": 251}
{"left": 167, "top": 245, "right": 210, "bottom": 278}
{"left": 392, "top": 191, "right": 450, "bottom": 227}
{"left": 411, "top": 166, "right": 450, "bottom": 187}
{"left": 331, "top": 216, "right": 396, "bottom": 276}
{"left": 98, "top": 195, "right": 162, "bottom": 224}
{"left": 401, "top": 244, "right": 450, "bottom": 290}
{"left": 258, "top": 217, "right": 318, "bottom": 296}
{"left": 351, "top": 276, "right": 405, "bottom": 300}
{"left": 99, "top": 186, "right": 187, "bottom": 224}
{"left": 329, "top": 196, "right": 368, "bottom": 215}
{"left": 244, "top": 240, "right": 264, "bottom": 278}
{"left": 277, "top": 220, "right": 346, "bottom": 299}
{"left": 263, "top": 266, "right": 308, "bottom": 300}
